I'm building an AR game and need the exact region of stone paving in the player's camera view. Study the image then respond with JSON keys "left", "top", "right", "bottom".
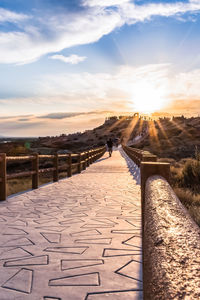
{"left": 0, "top": 149, "right": 142, "bottom": 300}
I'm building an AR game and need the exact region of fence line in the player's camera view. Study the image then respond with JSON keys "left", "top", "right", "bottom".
{"left": 123, "top": 145, "right": 200, "bottom": 299}
{"left": 122, "top": 145, "right": 157, "bottom": 166}
{"left": 0, "top": 146, "right": 106, "bottom": 201}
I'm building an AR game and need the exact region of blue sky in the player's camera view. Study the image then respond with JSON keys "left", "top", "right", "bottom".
{"left": 0, "top": 0, "right": 200, "bottom": 136}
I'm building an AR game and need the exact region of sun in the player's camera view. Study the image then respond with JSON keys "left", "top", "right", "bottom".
{"left": 130, "top": 81, "right": 170, "bottom": 114}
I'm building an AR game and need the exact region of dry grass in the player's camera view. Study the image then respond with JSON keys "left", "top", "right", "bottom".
{"left": 174, "top": 187, "right": 200, "bottom": 226}
{"left": 7, "top": 167, "right": 78, "bottom": 197}
{"left": 159, "top": 156, "right": 200, "bottom": 227}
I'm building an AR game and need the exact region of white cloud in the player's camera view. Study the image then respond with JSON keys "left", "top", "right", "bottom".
{"left": 0, "top": 8, "right": 29, "bottom": 23}
{"left": 50, "top": 54, "right": 87, "bottom": 64}
{"left": 0, "top": 7, "right": 122, "bottom": 64}
{"left": 1, "top": 63, "right": 200, "bottom": 119}
{"left": 82, "top": 0, "right": 130, "bottom": 7}
{"left": 1, "top": 1, "right": 200, "bottom": 64}
{"left": 36, "top": 64, "right": 172, "bottom": 114}
{"left": 36, "top": 63, "right": 200, "bottom": 112}
{"left": 119, "top": 0, "right": 200, "bottom": 24}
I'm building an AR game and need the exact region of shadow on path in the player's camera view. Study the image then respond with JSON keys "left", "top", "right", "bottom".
{"left": 119, "top": 146, "right": 141, "bottom": 185}
{"left": 94, "top": 156, "right": 110, "bottom": 163}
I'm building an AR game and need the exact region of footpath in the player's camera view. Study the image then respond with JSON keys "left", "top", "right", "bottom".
{"left": 0, "top": 149, "right": 142, "bottom": 300}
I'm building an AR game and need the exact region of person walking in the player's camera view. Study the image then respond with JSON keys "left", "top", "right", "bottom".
{"left": 107, "top": 138, "right": 113, "bottom": 157}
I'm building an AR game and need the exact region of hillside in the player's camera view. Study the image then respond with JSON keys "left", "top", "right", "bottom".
{"left": 135, "top": 116, "right": 200, "bottom": 159}
{"left": 1, "top": 115, "right": 200, "bottom": 160}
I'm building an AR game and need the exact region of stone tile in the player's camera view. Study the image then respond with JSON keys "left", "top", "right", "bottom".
{"left": 0, "top": 149, "right": 142, "bottom": 299}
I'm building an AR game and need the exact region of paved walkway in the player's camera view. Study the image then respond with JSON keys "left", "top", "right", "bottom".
{"left": 0, "top": 149, "right": 142, "bottom": 300}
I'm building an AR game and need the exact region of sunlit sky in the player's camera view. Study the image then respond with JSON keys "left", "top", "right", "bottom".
{"left": 0, "top": 0, "right": 200, "bottom": 136}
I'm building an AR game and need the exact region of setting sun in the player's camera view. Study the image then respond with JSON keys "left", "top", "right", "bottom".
{"left": 131, "top": 81, "right": 170, "bottom": 114}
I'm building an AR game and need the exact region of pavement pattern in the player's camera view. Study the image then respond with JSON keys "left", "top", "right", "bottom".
{"left": 0, "top": 149, "right": 142, "bottom": 300}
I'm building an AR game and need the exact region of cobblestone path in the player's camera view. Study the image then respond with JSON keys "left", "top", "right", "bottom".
{"left": 0, "top": 149, "right": 142, "bottom": 300}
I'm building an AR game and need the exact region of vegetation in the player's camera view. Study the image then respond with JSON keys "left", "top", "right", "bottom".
{"left": 7, "top": 167, "right": 78, "bottom": 197}
{"left": 166, "top": 147, "right": 200, "bottom": 226}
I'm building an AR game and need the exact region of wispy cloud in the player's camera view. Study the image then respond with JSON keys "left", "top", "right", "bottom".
{"left": 82, "top": 0, "right": 130, "bottom": 7}
{"left": 1, "top": 64, "right": 200, "bottom": 116}
{"left": 0, "top": 8, "right": 29, "bottom": 23}
{"left": 38, "top": 112, "right": 83, "bottom": 119}
{"left": 119, "top": 0, "right": 200, "bottom": 24}
{"left": 37, "top": 64, "right": 171, "bottom": 112}
{"left": 50, "top": 54, "right": 87, "bottom": 64}
{"left": 38, "top": 111, "right": 114, "bottom": 120}
{"left": 0, "top": 111, "right": 110, "bottom": 137}
{"left": 1, "top": 0, "right": 200, "bottom": 64}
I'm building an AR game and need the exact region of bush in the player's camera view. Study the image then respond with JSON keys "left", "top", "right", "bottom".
{"left": 174, "top": 187, "right": 200, "bottom": 226}
{"left": 182, "top": 159, "right": 200, "bottom": 192}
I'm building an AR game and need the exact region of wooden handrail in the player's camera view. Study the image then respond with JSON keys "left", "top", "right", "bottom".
{"left": 7, "top": 171, "right": 36, "bottom": 180}
{"left": 0, "top": 146, "right": 106, "bottom": 201}
{"left": 122, "top": 145, "right": 157, "bottom": 166}
{"left": 7, "top": 155, "right": 36, "bottom": 161}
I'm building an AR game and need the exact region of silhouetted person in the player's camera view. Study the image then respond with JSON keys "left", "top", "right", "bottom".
{"left": 107, "top": 138, "right": 113, "bottom": 157}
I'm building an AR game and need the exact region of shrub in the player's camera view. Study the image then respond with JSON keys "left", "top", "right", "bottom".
{"left": 174, "top": 187, "right": 200, "bottom": 226}
{"left": 182, "top": 159, "right": 200, "bottom": 192}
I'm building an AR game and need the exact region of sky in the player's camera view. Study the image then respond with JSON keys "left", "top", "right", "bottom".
{"left": 0, "top": 0, "right": 200, "bottom": 136}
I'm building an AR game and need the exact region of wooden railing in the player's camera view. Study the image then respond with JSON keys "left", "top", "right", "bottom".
{"left": 0, "top": 146, "right": 106, "bottom": 201}
{"left": 123, "top": 145, "right": 200, "bottom": 298}
{"left": 122, "top": 145, "right": 157, "bottom": 166}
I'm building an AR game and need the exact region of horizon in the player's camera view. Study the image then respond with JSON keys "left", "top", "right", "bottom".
{"left": 0, "top": 110, "right": 199, "bottom": 138}
{"left": 1, "top": 0, "right": 200, "bottom": 136}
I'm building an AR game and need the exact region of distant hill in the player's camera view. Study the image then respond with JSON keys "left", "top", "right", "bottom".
{"left": 134, "top": 116, "right": 200, "bottom": 159}
{"left": 32, "top": 115, "right": 145, "bottom": 153}
{"left": 31, "top": 115, "right": 200, "bottom": 159}
{"left": 1, "top": 115, "right": 199, "bottom": 160}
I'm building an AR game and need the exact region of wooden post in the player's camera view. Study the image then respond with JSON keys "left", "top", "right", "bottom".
{"left": 89, "top": 151, "right": 92, "bottom": 165}
{"left": 32, "top": 153, "right": 39, "bottom": 189}
{"left": 83, "top": 153, "right": 86, "bottom": 170}
{"left": 0, "top": 153, "right": 6, "bottom": 201}
{"left": 92, "top": 150, "right": 95, "bottom": 163}
{"left": 53, "top": 153, "right": 59, "bottom": 182}
{"left": 67, "top": 153, "right": 72, "bottom": 177}
{"left": 94, "top": 149, "right": 98, "bottom": 162}
{"left": 86, "top": 151, "right": 90, "bottom": 167}
{"left": 78, "top": 153, "right": 81, "bottom": 173}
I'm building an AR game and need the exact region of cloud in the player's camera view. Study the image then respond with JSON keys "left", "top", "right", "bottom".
{"left": 82, "top": 0, "right": 130, "bottom": 7}
{"left": 50, "top": 54, "right": 86, "bottom": 64}
{"left": 1, "top": 64, "right": 200, "bottom": 120}
{"left": 1, "top": 0, "right": 200, "bottom": 64}
{"left": 0, "top": 111, "right": 111, "bottom": 137}
{"left": 119, "top": 1, "right": 200, "bottom": 25}
{"left": 0, "top": 114, "right": 33, "bottom": 120}
{"left": 0, "top": 8, "right": 29, "bottom": 23}
{"left": 0, "top": 6, "right": 122, "bottom": 64}
{"left": 160, "top": 99, "right": 200, "bottom": 116}
{"left": 18, "top": 118, "right": 32, "bottom": 122}
{"left": 38, "top": 110, "right": 114, "bottom": 119}
{"left": 36, "top": 64, "right": 170, "bottom": 112}
{"left": 38, "top": 112, "right": 83, "bottom": 119}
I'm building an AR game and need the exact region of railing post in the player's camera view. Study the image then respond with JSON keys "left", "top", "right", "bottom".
{"left": 89, "top": 150, "right": 93, "bottom": 165}
{"left": 32, "top": 153, "right": 39, "bottom": 189}
{"left": 83, "top": 153, "right": 86, "bottom": 170}
{"left": 0, "top": 153, "right": 7, "bottom": 201}
{"left": 92, "top": 150, "right": 96, "bottom": 163}
{"left": 53, "top": 153, "right": 59, "bottom": 182}
{"left": 78, "top": 153, "right": 81, "bottom": 173}
{"left": 67, "top": 153, "right": 72, "bottom": 177}
{"left": 86, "top": 151, "right": 90, "bottom": 167}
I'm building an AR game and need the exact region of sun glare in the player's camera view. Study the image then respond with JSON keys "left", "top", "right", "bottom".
{"left": 131, "top": 81, "right": 170, "bottom": 114}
